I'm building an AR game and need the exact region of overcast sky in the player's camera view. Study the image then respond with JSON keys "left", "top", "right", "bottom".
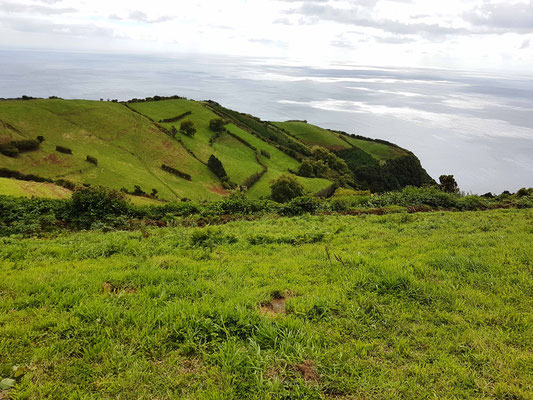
{"left": 1, "top": 0, "right": 533, "bottom": 71}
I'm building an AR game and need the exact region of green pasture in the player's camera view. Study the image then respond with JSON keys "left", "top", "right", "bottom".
{"left": 0, "top": 209, "right": 531, "bottom": 399}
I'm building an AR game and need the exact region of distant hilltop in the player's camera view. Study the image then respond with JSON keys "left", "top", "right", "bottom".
{"left": 0, "top": 95, "right": 434, "bottom": 201}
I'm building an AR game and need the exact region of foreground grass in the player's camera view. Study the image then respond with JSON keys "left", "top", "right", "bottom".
{"left": 1, "top": 209, "right": 532, "bottom": 399}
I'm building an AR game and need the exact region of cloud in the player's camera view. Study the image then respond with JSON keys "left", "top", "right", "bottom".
{"left": 285, "top": 3, "right": 469, "bottom": 36}
{"left": 466, "top": 1, "right": 533, "bottom": 33}
{"left": 2, "top": 15, "right": 115, "bottom": 38}
{"left": 521, "top": 39, "right": 530, "bottom": 49}
{"left": 0, "top": 1, "right": 76, "bottom": 15}
{"left": 109, "top": 10, "right": 174, "bottom": 24}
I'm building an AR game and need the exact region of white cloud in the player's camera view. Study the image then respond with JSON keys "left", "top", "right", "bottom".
{"left": 0, "top": 0, "right": 532, "bottom": 71}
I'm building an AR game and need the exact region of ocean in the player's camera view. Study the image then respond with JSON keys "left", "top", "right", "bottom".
{"left": 1, "top": 49, "right": 532, "bottom": 194}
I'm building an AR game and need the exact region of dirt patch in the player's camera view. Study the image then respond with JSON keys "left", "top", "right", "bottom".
{"left": 260, "top": 291, "right": 292, "bottom": 316}
{"left": 208, "top": 185, "right": 230, "bottom": 196}
{"left": 293, "top": 360, "right": 320, "bottom": 383}
{"left": 44, "top": 153, "right": 62, "bottom": 165}
{"left": 102, "top": 282, "right": 137, "bottom": 295}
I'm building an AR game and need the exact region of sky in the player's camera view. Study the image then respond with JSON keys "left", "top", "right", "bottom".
{"left": 1, "top": 0, "right": 533, "bottom": 72}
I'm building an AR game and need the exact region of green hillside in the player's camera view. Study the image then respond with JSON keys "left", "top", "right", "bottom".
{"left": 273, "top": 121, "right": 350, "bottom": 150}
{"left": 0, "top": 96, "right": 433, "bottom": 201}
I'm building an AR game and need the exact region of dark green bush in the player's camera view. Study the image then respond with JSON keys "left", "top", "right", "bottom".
{"left": 70, "top": 186, "right": 130, "bottom": 227}
{"left": 86, "top": 155, "right": 97, "bottom": 165}
{"left": 209, "top": 118, "right": 225, "bottom": 133}
{"left": 56, "top": 145, "right": 72, "bottom": 154}
{"left": 208, "top": 155, "right": 228, "bottom": 179}
{"left": 180, "top": 120, "right": 196, "bottom": 137}
{"left": 0, "top": 140, "right": 40, "bottom": 157}
{"left": 161, "top": 164, "right": 191, "bottom": 181}
{"left": 280, "top": 196, "right": 321, "bottom": 216}
{"left": 270, "top": 174, "right": 304, "bottom": 203}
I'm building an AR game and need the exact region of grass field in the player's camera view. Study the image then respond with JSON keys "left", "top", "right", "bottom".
{"left": 0, "top": 177, "right": 72, "bottom": 199}
{"left": 273, "top": 121, "right": 408, "bottom": 160}
{"left": 0, "top": 99, "right": 223, "bottom": 201}
{"left": 1, "top": 209, "right": 531, "bottom": 399}
{"left": 273, "top": 122, "right": 350, "bottom": 150}
{"left": 225, "top": 124, "right": 332, "bottom": 198}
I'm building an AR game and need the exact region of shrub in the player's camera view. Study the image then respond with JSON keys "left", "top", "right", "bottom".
{"left": 270, "top": 174, "right": 304, "bottom": 203}
{"left": 439, "top": 175, "right": 459, "bottom": 194}
{"left": 36, "top": 136, "right": 45, "bottom": 143}
{"left": 297, "top": 160, "right": 315, "bottom": 177}
{"left": 70, "top": 186, "right": 130, "bottom": 226}
{"left": 56, "top": 145, "right": 72, "bottom": 154}
{"left": 280, "top": 196, "right": 321, "bottom": 215}
{"left": 0, "top": 140, "right": 40, "bottom": 157}
{"left": 159, "top": 111, "right": 192, "bottom": 123}
{"left": 209, "top": 118, "right": 225, "bottom": 133}
{"left": 170, "top": 126, "right": 178, "bottom": 137}
{"left": 208, "top": 155, "right": 228, "bottom": 179}
{"left": 86, "top": 155, "right": 97, "bottom": 165}
{"left": 161, "top": 164, "right": 191, "bottom": 181}
{"left": 0, "top": 143, "right": 19, "bottom": 157}
{"left": 242, "top": 168, "right": 267, "bottom": 189}
{"left": 260, "top": 149, "right": 270, "bottom": 159}
{"left": 180, "top": 120, "right": 196, "bottom": 137}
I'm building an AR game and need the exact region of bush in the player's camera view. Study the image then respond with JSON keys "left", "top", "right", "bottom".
{"left": 180, "top": 120, "right": 196, "bottom": 137}
{"left": 270, "top": 174, "right": 304, "bottom": 203}
{"left": 209, "top": 118, "right": 225, "bottom": 133}
{"left": 297, "top": 160, "right": 315, "bottom": 177}
{"left": 159, "top": 111, "right": 192, "bottom": 123}
{"left": 0, "top": 140, "right": 40, "bottom": 157}
{"left": 280, "top": 196, "right": 321, "bottom": 216}
{"left": 439, "top": 175, "right": 459, "bottom": 194}
{"left": 161, "top": 164, "right": 191, "bottom": 181}
{"left": 86, "top": 155, "right": 97, "bottom": 165}
{"left": 70, "top": 186, "right": 130, "bottom": 227}
{"left": 56, "top": 145, "right": 72, "bottom": 154}
{"left": 260, "top": 149, "right": 270, "bottom": 159}
{"left": 208, "top": 155, "right": 228, "bottom": 179}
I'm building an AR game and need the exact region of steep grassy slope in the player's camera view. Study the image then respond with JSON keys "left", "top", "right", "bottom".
{"left": 0, "top": 99, "right": 226, "bottom": 201}
{"left": 273, "top": 121, "right": 350, "bottom": 150}
{"left": 128, "top": 99, "right": 333, "bottom": 197}
{"left": 1, "top": 97, "right": 434, "bottom": 200}
{"left": 224, "top": 124, "right": 332, "bottom": 198}
{"left": 0, "top": 177, "right": 71, "bottom": 199}
{"left": 274, "top": 121, "right": 408, "bottom": 160}
{"left": 1, "top": 209, "right": 531, "bottom": 398}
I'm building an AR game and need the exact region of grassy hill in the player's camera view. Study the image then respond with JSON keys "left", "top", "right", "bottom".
{"left": 0, "top": 97, "right": 432, "bottom": 201}
{"left": 0, "top": 208, "right": 531, "bottom": 398}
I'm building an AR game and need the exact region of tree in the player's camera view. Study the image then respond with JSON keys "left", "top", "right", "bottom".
{"left": 208, "top": 154, "right": 227, "bottom": 179}
{"left": 297, "top": 159, "right": 315, "bottom": 177}
{"left": 209, "top": 118, "right": 225, "bottom": 133}
{"left": 439, "top": 175, "right": 459, "bottom": 194}
{"left": 170, "top": 125, "right": 178, "bottom": 138}
{"left": 180, "top": 120, "right": 196, "bottom": 137}
{"left": 270, "top": 174, "right": 304, "bottom": 203}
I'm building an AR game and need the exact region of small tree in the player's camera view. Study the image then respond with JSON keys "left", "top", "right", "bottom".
{"left": 297, "top": 160, "right": 315, "bottom": 177}
{"left": 208, "top": 154, "right": 227, "bottom": 179}
{"left": 180, "top": 120, "right": 196, "bottom": 137}
{"left": 170, "top": 125, "right": 178, "bottom": 138}
{"left": 439, "top": 175, "right": 459, "bottom": 194}
{"left": 270, "top": 174, "right": 304, "bottom": 203}
{"left": 209, "top": 118, "right": 225, "bottom": 133}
